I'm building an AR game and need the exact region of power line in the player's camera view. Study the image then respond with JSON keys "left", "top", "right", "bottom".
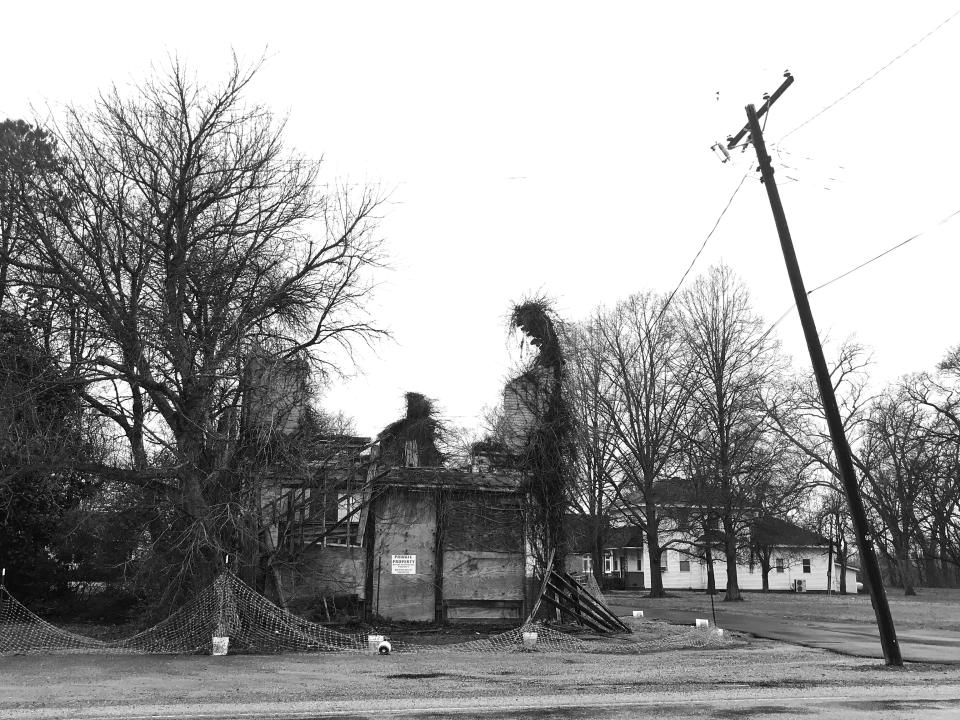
{"left": 779, "top": 6, "right": 960, "bottom": 141}
{"left": 656, "top": 169, "right": 752, "bottom": 323}
{"left": 807, "top": 206, "right": 960, "bottom": 295}
{"left": 758, "top": 303, "right": 798, "bottom": 345}
{"left": 760, "top": 204, "right": 960, "bottom": 339}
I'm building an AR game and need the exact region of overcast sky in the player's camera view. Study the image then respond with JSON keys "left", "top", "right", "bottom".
{"left": 4, "top": 2, "right": 959, "bottom": 439}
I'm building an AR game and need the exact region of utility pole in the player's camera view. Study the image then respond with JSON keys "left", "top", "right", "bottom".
{"left": 727, "top": 74, "right": 903, "bottom": 666}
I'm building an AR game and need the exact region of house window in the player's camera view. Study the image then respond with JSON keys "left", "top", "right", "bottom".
{"left": 802, "top": 559, "right": 811, "bottom": 574}
{"left": 679, "top": 560, "right": 691, "bottom": 572}
{"left": 604, "top": 551, "right": 613, "bottom": 573}
{"left": 337, "top": 493, "right": 362, "bottom": 520}
{"left": 660, "top": 553, "right": 668, "bottom": 573}
{"left": 776, "top": 558, "right": 785, "bottom": 573}
{"left": 582, "top": 555, "right": 593, "bottom": 574}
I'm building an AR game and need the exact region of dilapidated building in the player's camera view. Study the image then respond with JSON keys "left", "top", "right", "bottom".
{"left": 260, "top": 393, "right": 530, "bottom": 622}
{"left": 365, "top": 466, "right": 525, "bottom": 622}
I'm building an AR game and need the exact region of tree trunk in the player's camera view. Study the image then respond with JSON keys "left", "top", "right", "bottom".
{"left": 924, "top": 553, "right": 942, "bottom": 588}
{"left": 647, "top": 544, "right": 664, "bottom": 598}
{"left": 645, "top": 502, "right": 665, "bottom": 598}
{"left": 705, "top": 546, "right": 716, "bottom": 594}
{"left": 722, "top": 513, "right": 742, "bottom": 601}
{"left": 592, "top": 532, "right": 605, "bottom": 589}
{"left": 826, "top": 537, "right": 834, "bottom": 595}
{"left": 893, "top": 530, "right": 916, "bottom": 596}
{"left": 937, "top": 527, "right": 953, "bottom": 588}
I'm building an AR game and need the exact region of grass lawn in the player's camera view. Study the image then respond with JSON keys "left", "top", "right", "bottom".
{"left": 606, "top": 587, "right": 960, "bottom": 631}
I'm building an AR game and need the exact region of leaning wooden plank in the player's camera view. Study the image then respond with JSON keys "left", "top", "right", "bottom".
{"left": 554, "top": 570, "right": 630, "bottom": 632}
{"left": 537, "top": 589, "right": 608, "bottom": 634}
{"left": 563, "top": 582, "right": 630, "bottom": 632}
{"left": 524, "top": 548, "right": 557, "bottom": 624}
{"left": 544, "top": 578, "right": 624, "bottom": 633}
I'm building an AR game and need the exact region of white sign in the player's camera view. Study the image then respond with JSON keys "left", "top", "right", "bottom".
{"left": 391, "top": 554, "right": 416, "bottom": 575}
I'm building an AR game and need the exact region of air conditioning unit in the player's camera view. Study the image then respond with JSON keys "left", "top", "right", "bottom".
{"left": 794, "top": 579, "right": 807, "bottom": 593}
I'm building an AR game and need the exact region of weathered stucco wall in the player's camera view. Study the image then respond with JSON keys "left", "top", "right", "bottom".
{"left": 370, "top": 485, "right": 527, "bottom": 622}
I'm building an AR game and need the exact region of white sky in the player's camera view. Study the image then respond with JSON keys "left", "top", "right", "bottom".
{"left": 4, "top": 2, "right": 960, "bottom": 439}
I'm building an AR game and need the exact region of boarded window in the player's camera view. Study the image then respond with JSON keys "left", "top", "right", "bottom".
{"left": 776, "top": 558, "right": 785, "bottom": 573}
{"left": 444, "top": 494, "right": 523, "bottom": 552}
{"left": 802, "top": 559, "right": 811, "bottom": 574}
{"left": 679, "top": 560, "right": 691, "bottom": 572}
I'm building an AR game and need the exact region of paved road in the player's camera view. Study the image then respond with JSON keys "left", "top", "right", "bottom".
{"left": 7, "top": 688, "right": 960, "bottom": 720}
{"left": 606, "top": 597, "right": 960, "bottom": 664}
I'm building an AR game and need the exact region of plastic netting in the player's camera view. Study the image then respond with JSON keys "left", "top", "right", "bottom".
{"left": 1, "top": 575, "right": 726, "bottom": 656}
{"left": 0, "top": 575, "right": 370, "bottom": 655}
{"left": 588, "top": 622, "right": 728, "bottom": 654}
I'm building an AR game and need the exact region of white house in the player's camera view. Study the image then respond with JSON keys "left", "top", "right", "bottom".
{"left": 568, "top": 515, "right": 859, "bottom": 593}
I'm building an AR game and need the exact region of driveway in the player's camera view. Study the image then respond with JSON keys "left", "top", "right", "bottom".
{"left": 606, "top": 596, "right": 960, "bottom": 664}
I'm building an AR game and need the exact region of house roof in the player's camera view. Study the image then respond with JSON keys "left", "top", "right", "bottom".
{"left": 608, "top": 525, "right": 645, "bottom": 548}
{"left": 564, "top": 514, "right": 644, "bottom": 554}
{"left": 615, "top": 478, "right": 690, "bottom": 508}
{"left": 752, "top": 517, "right": 828, "bottom": 547}
{"left": 377, "top": 466, "right": 522, "bottom": 493}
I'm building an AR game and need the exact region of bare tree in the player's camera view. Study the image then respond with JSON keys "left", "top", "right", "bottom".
{"left": 858, "top": 386, "right": 937, "bottom": 596}
{"left": 815, "top": 488, "right": 855, "bottom": 594}
{"left": 591, "top": 292, "right": 691, "bottom": 597}
{"left": 565, "top": 314, "right": 621, "bottom": 586}
{"left": 745, "top": 436, "right": 816, "bottom": 591}
{"left": 679, "top": 265, "right": 780, "bottom": 601}
{"left": 13, "top": 59, "right": 385, "bottom": 599}
{"left": 762, "top": 339, "right": 874, "bottom": 593}
{"left": 906, "top": 358, "right": 960, "bottom": 586}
